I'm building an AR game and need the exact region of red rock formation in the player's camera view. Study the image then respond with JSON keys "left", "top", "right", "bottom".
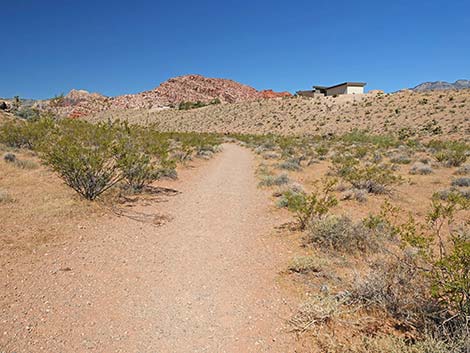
{"left": 40, "top": 75, "right": 292, "bottom": 117}
{"left": 259, "top": 89, "right": 292, "bottom": 99}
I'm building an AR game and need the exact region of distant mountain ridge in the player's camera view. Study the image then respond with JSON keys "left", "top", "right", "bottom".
{"left": 412, "top": 79, "right": 470, "bottom": 92}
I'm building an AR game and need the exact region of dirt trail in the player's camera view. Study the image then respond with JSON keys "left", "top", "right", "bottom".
{"left": 1, "top": 144, "right": 295, "bottom": 352}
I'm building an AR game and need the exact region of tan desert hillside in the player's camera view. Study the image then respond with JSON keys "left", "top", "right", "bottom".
{"left": 88, "top": 88, "right": 470, "bottom": 140}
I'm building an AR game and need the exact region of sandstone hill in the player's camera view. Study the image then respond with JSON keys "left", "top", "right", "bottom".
{"left": 36, "top": 74, "right": 292, "bottom": 118}
{"left": 88, "top": 89, "right": 470, "bottom": 140}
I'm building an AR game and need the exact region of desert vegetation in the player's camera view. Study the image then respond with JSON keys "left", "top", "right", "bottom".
{"left": 1, "top": 105, "right": 469, "bottom": 352}
{"left": 240, "top": 130, "right": 470, "bottom": 352}
{"left": 0, "top": 116, "right": 221, "bottom": 200}
{"left": 89, "top": 89, "right": 470, "bottom": 140}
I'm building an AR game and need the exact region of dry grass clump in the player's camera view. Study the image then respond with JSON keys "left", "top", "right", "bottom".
{"left": 341, "top": 188, "right": 368, "bottom": 202}
{"left": 0, "top": 189, "right": 13, "bottom": 203}
{"left": 318, "top": 334, "right": 469, "bottom": 353}
{"left": 3, "top": 152, "right": 38, "bottom": 169}
{"left": 350, "top": 256, "right": 436, "bottom": 331}
{"left": 390, "top": 153, "right": 412, "bottom": 165}
{"left": 306, "top": 215, "right": 385, "bottom": 253}
{"left": 288, "top": 255, "right": 325, "bottom": 274}
{"left": 289, "top": 295, "right": 345, "bottom": 333}
{"left": 258, "top": 173, "right": 290, "bottom": 187}
{"left": 278, "top": 157, "right": 302, "bottom": 171}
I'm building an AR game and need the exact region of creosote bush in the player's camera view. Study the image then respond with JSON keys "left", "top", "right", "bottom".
{"left": 0, "top": 118, "right": 221, "bottom": 200}
{"left": 284, "top": 179, "right": 338, "bottom": 230}
{"left": 41, "top": 122, "right": 123, "bottom": 200}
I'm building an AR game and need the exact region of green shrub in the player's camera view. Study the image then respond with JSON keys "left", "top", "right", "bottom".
{"left": 41, "top": 122, "right": 122, "bottom": 200}
{"left": 332, "top": 155, "right": 402, "bottom": 194}
{"left": 435, "top": 149, "right": 467, "bottom": 167}
{"left": 285, "top": 179, "right": 338, "bottom": 230}
{"left": 116, "top": 142, "right": 161, "bottom": 192}
{"left": 428, "top": 140, "right": 468, "bottom": 167}
{"left": 0, "top": 117, "right": 55, "bottom": 149}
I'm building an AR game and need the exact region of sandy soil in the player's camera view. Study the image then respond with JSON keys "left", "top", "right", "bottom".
{"left": 1, "top": 144, "right": 297, "bottom": 352}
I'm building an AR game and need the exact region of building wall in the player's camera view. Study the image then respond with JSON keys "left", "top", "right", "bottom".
{"left": 325, "top": 85, "right": 347, "bottom": 96}
{"left": 325, "top": 85, "right": 364, "bottom": 96}
{"left": 346, "top": 86, "right": 364, "bottom": 94}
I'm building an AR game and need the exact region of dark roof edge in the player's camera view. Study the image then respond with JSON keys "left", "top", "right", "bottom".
{"left": 313, "top": 82, "right": 367, "bottom": 90}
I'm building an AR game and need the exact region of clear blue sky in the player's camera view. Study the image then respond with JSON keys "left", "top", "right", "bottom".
{"left": 1, "top": 0, "right": 469, "bottom": 99}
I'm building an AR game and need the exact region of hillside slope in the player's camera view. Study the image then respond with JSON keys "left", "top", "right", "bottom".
{"left": 88, "top": 89, "right": 470, "bottom": 139}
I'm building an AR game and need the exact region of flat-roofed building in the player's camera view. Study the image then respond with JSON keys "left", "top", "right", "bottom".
{"left": 297, "top": 82, "right": 366, "bottom": 97}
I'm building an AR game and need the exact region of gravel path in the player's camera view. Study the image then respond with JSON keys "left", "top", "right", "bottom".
{"left": 1, "top": 144, "right": 295, "bottom": 352}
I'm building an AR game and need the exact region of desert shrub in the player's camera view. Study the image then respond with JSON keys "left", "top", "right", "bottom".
{"left": 258, "top": 173, "right": 289, "bottom": 187}
{"left": 410, "top": 162, "right": 433, "bottom": 175}
{"left": 429, "top": 140, "right": 468, "bottom": 167}
{"left": 390, "top": 153, "right": 412, "bottom": 164}
{"left": 372, "top": 194, "right": 470, "bottom": 339}
{"left": 288, "top": 255, "right": 324, "bottom": 274}
{"left": 41, "top": 122, "right": 122, "bottom": 200}
{"left": 430, "top": 228, "right": 470, "bottom": 325}
{"left": 340, "top": 130, "right": 398, "bottom": 148}
{"left": 351, "top": 255, "right": 437, "bottom": 330}
{"left": 178, "top": 99, "right": 220, "bottom": 110}
{"left": 307, "top": 215, "right": 382, "bottom": 253}
{"left": 156, "top": 167, "right": 178, "bottom": 180}
{"left": 452, "top": 177, "right": 470, "bottom": 187}
{"left": 262, "top": 151, "right": 280, "bottom": 159}
{"left": 455, "top": 164, "right": 470, "bottom": 175}
{"left": 289, "top": 295, "right": 344, "bottom": 332}
{"left": 0, "top": 117, "right": 55, "bottom": 150}
{"left": 14, "top": 106, "right": 40, "bottom": 120}
{"left": 4, "top": 152, "right": 38, "bottom": 169}
{"left": 332, "top": 155, "right": 402, "bottom": 194}
{"left": 3, "top": 153, "right": 16, "bottom": 163}
{"left": 436, "top": 188, "right": 470, "bottom": 201}
{"left": 0, "top": 189, "right": 13, "bottom": 203}
{"left": 341, "top": 188, "right": 368, "bottom": 203}
{"left": 115, "top": 139, "right": 165, "bottom": 192}
{"left": 435, "top": 149, "right": 467, "bottom": 167}
{"left": 285, "top": 179, "right": 338, "bottom": 230}
{"left": 275, "top": 183, "right": 305, "bottom": 208}
{"left": 278, "top": 157, "right": 302, "bottom": 171}
{"left": 14, "top": 159, "right": 38, "bottom": 169}
{"left": 340, "top": 334, "right": 469, "bottom": 353}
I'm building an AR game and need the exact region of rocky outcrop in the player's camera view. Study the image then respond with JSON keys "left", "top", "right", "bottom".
{"left": 110, "top": 75, "right": 262, "bottom": 110}
{"left": 259, "top": 89, "right": 292, "bottom": 99}
{"left": 40, "top": 74, "right": 293, "bottom": 118}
